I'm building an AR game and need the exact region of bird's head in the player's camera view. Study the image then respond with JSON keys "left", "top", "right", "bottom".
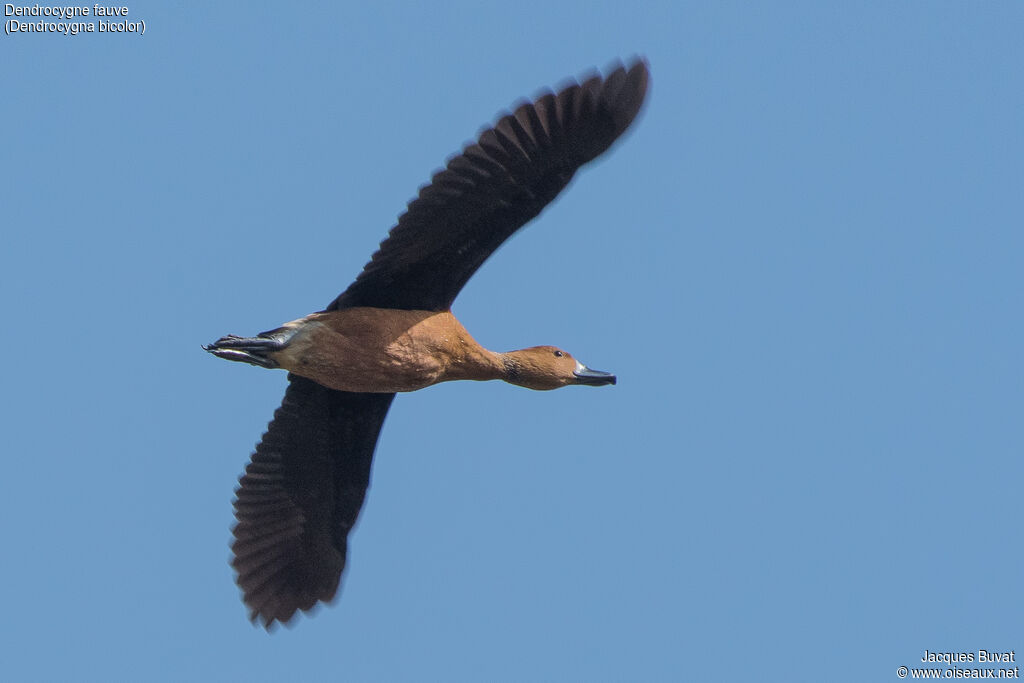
{"left": 501, "top": 346, "right": 616, "bottom": 391}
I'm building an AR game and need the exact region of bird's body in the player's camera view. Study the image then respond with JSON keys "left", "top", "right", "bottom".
{"left": 206, "top": 58, "right": 649, "bottom": 626}
{"left": 271, "top": 308, "right": 496, "bottom": 393}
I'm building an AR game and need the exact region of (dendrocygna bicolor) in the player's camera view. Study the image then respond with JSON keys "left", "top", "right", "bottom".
{"left": 205, "top": 58, "right": 650, "bottom": 626}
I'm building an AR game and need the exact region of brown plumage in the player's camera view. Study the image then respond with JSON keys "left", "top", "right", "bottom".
{"left": 205, "top": 58, "right": 649, "bottom": 627}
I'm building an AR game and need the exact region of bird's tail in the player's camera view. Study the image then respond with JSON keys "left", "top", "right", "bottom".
{"left": 202, "top": 327, "right": 296, "bottom": 369}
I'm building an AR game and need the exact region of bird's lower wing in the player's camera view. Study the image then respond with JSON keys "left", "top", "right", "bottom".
{"left": 231, "top": 374, "right": 395, "bottom": 627}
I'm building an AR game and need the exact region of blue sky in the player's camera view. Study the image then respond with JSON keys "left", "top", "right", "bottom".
{"left": 3, "top": 2, "right": 1021, "bottom": 681}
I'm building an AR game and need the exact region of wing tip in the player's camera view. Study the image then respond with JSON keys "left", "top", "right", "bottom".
{"left": 231, "top": 519, "right": 346, "bottom": 629}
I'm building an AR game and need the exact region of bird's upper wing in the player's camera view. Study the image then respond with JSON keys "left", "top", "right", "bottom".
{"left": 326, "top": 58, "right": 649, "bottom": 312}
{"left": 231, "top": 374, "right": 395, "bottom": 627}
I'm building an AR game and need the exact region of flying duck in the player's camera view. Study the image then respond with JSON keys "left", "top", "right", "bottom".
{"left": 205, "top": 58, "right": 650, "bottom": 626}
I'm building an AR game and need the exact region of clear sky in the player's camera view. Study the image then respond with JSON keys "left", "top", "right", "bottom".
{"left": 2, "top": 2, "right": 1021, "bottom": 681}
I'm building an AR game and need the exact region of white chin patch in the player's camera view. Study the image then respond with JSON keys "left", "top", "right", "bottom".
{"left": 574, "top": 360, "right": 587, "bottom": 373}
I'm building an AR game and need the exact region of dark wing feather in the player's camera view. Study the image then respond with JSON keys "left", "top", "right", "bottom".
{"left": 327, "top": 58, "right": 649, "bottom": 312}
{"left": 231, "top": 374, "right": 395, "bottom": 627}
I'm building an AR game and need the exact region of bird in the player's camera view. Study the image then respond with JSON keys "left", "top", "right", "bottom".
{"left": 205, "top": 58, "right": 649, "bottom": 627}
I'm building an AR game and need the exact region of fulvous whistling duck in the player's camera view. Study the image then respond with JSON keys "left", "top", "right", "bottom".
{"left": 205, "top": 58, "right": 649, "bottom": 626}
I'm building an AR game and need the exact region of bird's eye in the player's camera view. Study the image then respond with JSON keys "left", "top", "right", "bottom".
{"left": 553, "top": 350, "right": 563, "bottom": 358}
